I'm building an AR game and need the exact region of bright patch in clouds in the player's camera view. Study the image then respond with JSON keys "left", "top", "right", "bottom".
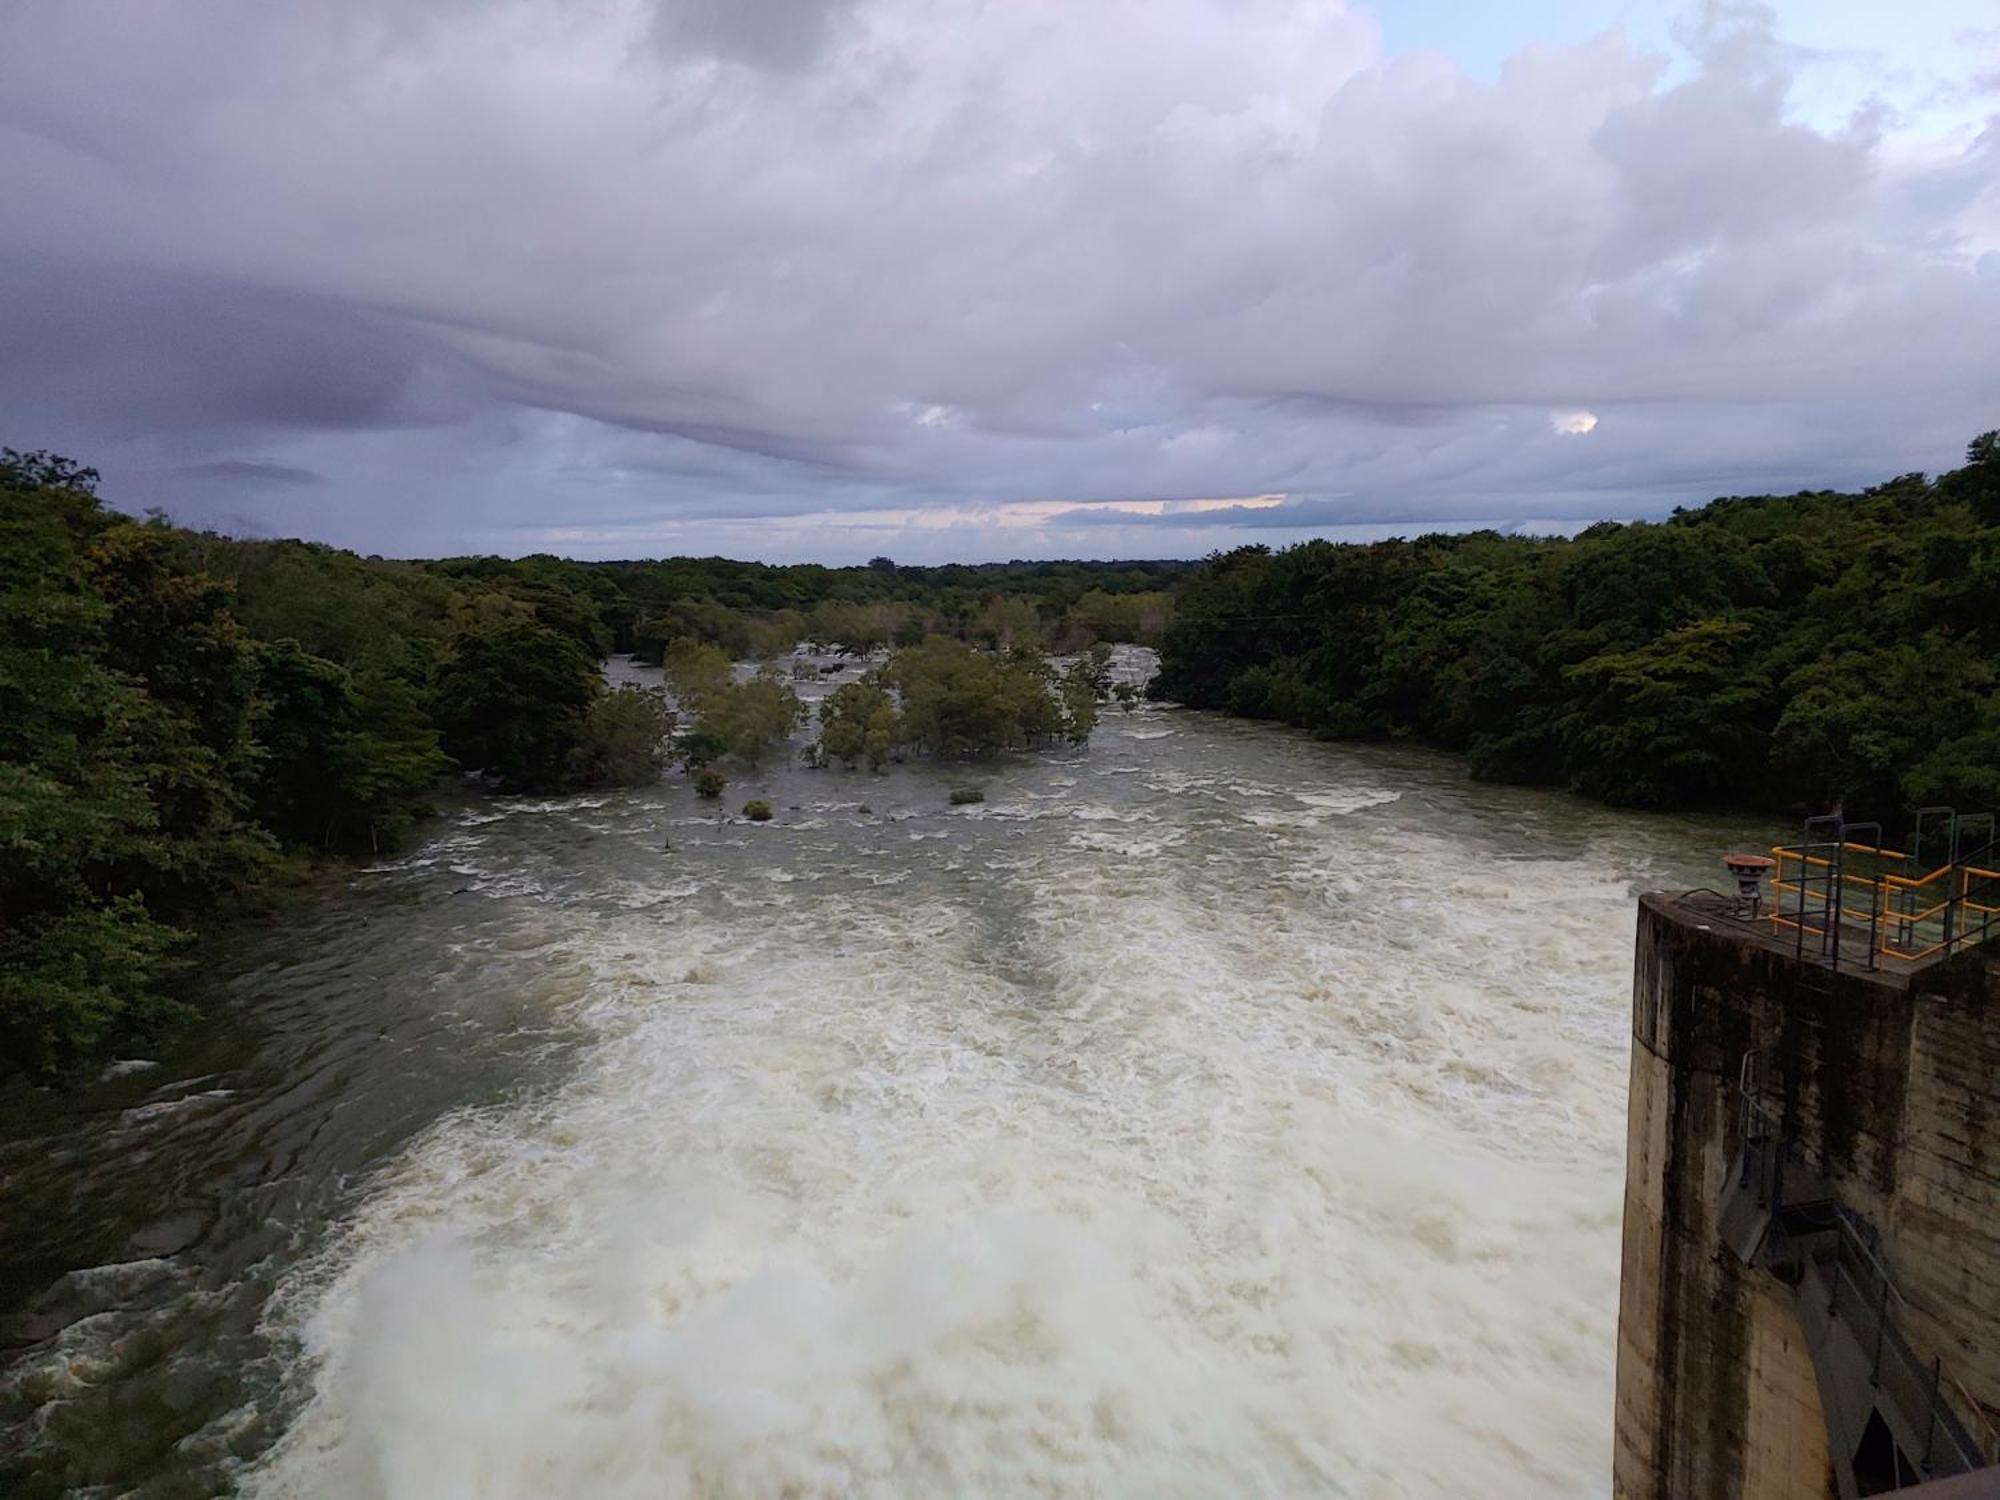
{"left": 1552, "top": 410, "right": 1600, "bottom": 437}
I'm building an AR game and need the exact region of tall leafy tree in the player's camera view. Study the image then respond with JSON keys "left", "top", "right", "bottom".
{"left": 434, "top": 621, "right": 602, "bottom": 792}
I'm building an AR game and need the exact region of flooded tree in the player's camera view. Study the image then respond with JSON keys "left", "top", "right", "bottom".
{"left": 702, "top": 670, "right": 806, "bottom": 766}
{"left": 812, "top": 638, "right": 1106, "bottom": 765}
{"left": 818, "top": 679, "right": 901, "bottom": 770}
{"left": 569, "top": 685, "right": 677, "bottom": 788}
{"left": 663, "top": 643, "right": 806, "bottom": 768}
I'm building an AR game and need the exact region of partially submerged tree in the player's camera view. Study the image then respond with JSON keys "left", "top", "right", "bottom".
{"left": 812, "top": 638, "right": 1104, "bottom": 765}
{"left": 817, "top": 678, "right": 902, "bottom": 769}
{"left": 571, "top": 685, "right": 677, "bottom": 788}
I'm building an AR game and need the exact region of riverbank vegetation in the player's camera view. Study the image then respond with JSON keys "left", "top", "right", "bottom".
{"left": 1154, "top": 433, "right": 2000, "bottom": 819}
{"left": 2, "top": 451, "right": 1174, "bottom": 1078}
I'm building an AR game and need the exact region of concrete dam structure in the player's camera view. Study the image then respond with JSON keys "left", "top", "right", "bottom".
{"left": 1614, "top": 823, "right": 2000, "bottom": 1498}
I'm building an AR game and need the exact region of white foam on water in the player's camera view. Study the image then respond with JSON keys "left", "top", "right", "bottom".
{"left": 242, "top": 726, "right": 1687, "bottom": 1500}
{"left": 1067, "top": 805, "right": 1153, "bottom": 824}
{"left": 1066, "top": 828, "right": 1186, "bottom": 859}
{"left": 1295, "top": 788, "right": 1403, "bottom": 815}
{"left": 115, "top": 1089, "right": 238, "bottom": 1130}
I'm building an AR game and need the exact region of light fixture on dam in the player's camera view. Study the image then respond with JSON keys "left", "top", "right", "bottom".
{"left": 1722, "top": 852, "right": 1776, "bottom": 916}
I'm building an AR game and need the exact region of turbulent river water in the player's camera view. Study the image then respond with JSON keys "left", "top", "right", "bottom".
{"left": 2, "top": 649, "right": 1766, "bottom": 1498}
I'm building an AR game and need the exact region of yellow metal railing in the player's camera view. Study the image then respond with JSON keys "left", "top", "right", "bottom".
{"left": 1770, "top": 840, "right": 2000, "bottom": 965}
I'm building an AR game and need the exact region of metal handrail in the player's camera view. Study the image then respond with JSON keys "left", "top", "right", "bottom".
{"left": 1818, "top": 1230, "right": 1994, "bottom": 1475}
{"left": 1765, "top": 818, "right": 2000, "bottom": 969}
{"left": 1736, "top": 1063, "right": 1999, "bottom": 1475}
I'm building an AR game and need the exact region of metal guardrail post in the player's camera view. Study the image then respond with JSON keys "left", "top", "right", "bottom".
{"left": 1871, "top": 1272, "right": 1888, "bottom": 1385}
{"left": 1794, "top": 841, "right": 1809, "bottom": 963}
{"left": 1854, "top": 822, "right": 1884, "bottom": 970}
{"left": 1924, "top": 1355, "right": 1942, "bottom": 1472}
{"left": 1867, "top": 877, "right": 1881, "bottom": 970}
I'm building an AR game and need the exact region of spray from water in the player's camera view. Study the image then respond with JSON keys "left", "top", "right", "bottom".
{"left": 3, "top": 653, "right": 1755, "bottom": 1496}
{"left": 244, "top": 667, "right": 1724, "bottom": 1498}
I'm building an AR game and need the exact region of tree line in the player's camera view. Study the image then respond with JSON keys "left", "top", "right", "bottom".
{"left": 1153, "top": 433, "right": 2000, "bottom": 820}
{"left": 417, "top": 550, "right": 1184, "bottom": 666}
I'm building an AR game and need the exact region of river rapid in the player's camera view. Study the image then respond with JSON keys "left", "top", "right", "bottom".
{"left": 1, "top": 649, "right": 1765, "bottom": 1498}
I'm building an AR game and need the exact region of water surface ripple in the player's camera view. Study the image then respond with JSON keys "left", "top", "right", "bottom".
{"left": 1, "top": 651, "right": 1762, "bottom": 1497}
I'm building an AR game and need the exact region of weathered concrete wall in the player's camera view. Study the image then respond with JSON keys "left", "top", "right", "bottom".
{"left": 1612, "top": 895, "right": 2000, "bottom": 1499}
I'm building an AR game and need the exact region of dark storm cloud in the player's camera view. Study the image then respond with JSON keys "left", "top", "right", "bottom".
{"left": 0, "top": 258, "right": 439, "bottom": 435}
{"left": 650, "top": 0, "right": 861, "bottom": 71}
{"left": 0, "top": 0, "right": 1995, "bottom": 559}
{"left": 179, "top": 460, "right": 325, "bottom": 487}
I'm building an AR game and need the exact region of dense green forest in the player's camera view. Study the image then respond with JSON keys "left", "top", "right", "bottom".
{"left": 1155, "top": 432, "right": 2000, "bottom": 819}
{"left": 0, "top": 451, "right": 1183, "bottom": 1078}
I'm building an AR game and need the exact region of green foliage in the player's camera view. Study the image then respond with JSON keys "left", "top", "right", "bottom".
{"left": 883, "top": 638, "right": 1042, "bottom": 756}
{"left": 742, "top": 799, "right": 774, "bottom": 821}
{"left": 616, "top": 556, "right": 1186, "bottom": 666}
{"left": 813, "top": 638, "right": 1104, "bottom": 764}
{"left": 329, "top": 669, "right": 453, "bottom": 851}
{"left": 1557, "top": 618, "right": 1770, "bottom": 807}
{"left": 1060, "top": 589, "right": 1172, "bottom": 649}
{"left": 662, "top": 639, "right": 735, "bottom": 706}
{"left": 1155, "top": 437, "right": 2000, "bottom": 820}
{"left": 817, "top": 678, "right": 901, "bottom": 769}
{"left": 808, "top": 601, "right": 905, "bottom": 654}
{"left": 434, "top": 622, "right": 603, "bottom": 792}
{"left": 948, "top": 786, "right": 985, "bottom": 805}
{"left": 694, "top": 766, "right": 728, "bottom": 799}
{"left": 1, "top": 461, "right": 270, "bottom": 1075}
{"left": 687, "top": 668, "right": 806, "bottom": 766}
{"left": 0, "top": 899, "right": 185, "bottom": 1079}
{"left": 1941, "top": 430, "right": 2000, "bottom": 526}
{"left": 245, "top": 641, "right": 450, "bottom": 851}
{"left": 248, "top": 639, "right": 357, "bottom": 844}
{"left": 663, "top": 640, "right": 805, "bottom": 765}
{"left": 677, "top": 725, "right": 730, "bottom": 772}
{"left": 972, "top": 596, "right": 1043, "bottom": 650}
{"left": 570, "top": 685, "right": 677, "bottom": 789}
{"left": 1057, "top": 658, "right": 1103, "bottom": 744}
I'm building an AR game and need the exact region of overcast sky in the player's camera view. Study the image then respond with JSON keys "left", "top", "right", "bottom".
{"left": 3, "top": 1, "right": 1996, "bottom": 563}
